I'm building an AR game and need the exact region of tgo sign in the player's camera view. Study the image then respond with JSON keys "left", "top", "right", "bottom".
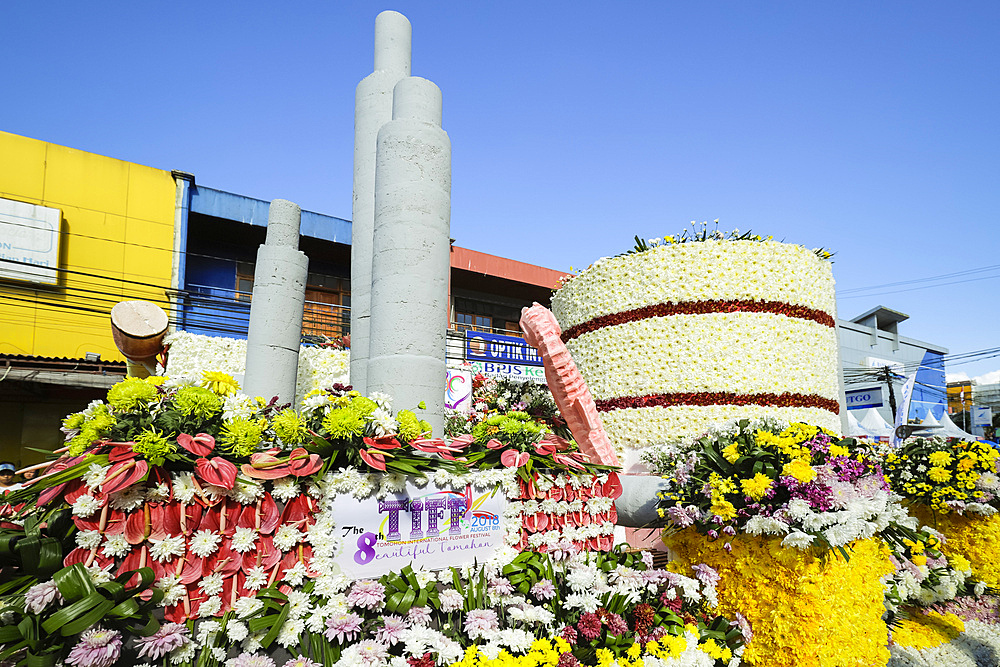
{"left": 846, "top": 387, "right": 883, "bottom": 410}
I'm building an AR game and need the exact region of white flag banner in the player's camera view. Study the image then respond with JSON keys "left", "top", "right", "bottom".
{"left": 891, "top": 372, "right": 917, "bottom": 447}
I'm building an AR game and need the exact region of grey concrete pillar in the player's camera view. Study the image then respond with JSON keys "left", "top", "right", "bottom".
{"left": 368, "top": 77, "right": 451, "bottom": 434}
{"left": 243, "top": 199, "right": 309, "bottom": 405}
{"left": 351, "top": 10, "right": 412, "bottom": 395}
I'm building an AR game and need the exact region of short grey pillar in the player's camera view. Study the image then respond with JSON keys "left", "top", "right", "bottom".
{"left": 368, "top": 77, "right": 451, "bottom": 434}
{"left": 615, "top": 475, "right": 671, "bottom": 528}
{"left": 243, "top": 199, "right": 309, "bottom": 405}
{"left": 351, "top": 10, "right": 412, "bottom": 395}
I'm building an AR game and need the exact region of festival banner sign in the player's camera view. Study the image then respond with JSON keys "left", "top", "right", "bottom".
{"left": 329, "top": 481, "right": 507, "bottom": 579}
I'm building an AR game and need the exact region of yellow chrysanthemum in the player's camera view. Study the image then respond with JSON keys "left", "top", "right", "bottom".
{"left": 740, "top": 472, "right": 773, "bottom": 500}
{"left": 722, "top": 443, "right": 740, "bottom": 463}
{"left": 201, "top": 370, "right": 241, "bottom": 397}
{"left": 928, "top": 451, "right": 953, "bottom": 467}
{"left": 710, "top": 499, "right": 737, "bottom": 520}
{"left": 782, "top": 458, "right": 817, "bottom": 484}
{"left": 928, "top": 467, "right": 951, "bottom": 483}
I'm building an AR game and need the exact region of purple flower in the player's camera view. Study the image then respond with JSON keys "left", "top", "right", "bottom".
{"left": 734, "top": 612, "right": 753, "bottom": 643}
{"left": 691, "top": 563, "right": 720, "bottom": 588}
{"left": 407, "top": 606, "right": 432, "bottom": 626}
{"left": 135, "top": 622, "right": 189, "bottom": 660}
{"left": 438, "top": 588, "right": 465, "bottom": 612}
{"left": 561, "top": 625, "right": 578, "bottom": 645}
{"left": 66, "top": 628, "right": 122, "bottom": 667}
{"left": 666, "top": 505, "right": 695, "bottom": 528}
{"left": 576, "top": 612, "right": 602, "bottom": 640}
{"left": 488, "top": 576, "right": 515, "bottom": 597}
{"left": 531, "top": 579, "right": 556, "bottom": 600}
{"left": 325, "top": 612, "right": 364, "bottom": 643}
{"left": 640, "top": 551, "right": 654, "bottom": 568}
{"left": 283, "top": 659, "right": 320, "bottom": 667}
{"left": 24, "top": 580, "right": 62, "bottom": 614}
{"left": 347, "top": 580, "right": 386, "bottom": 610}
{"left": 376, "top": 615, "right": 408, "bottom": 645}
{"left": 603, "top": 612, "right": 628, "bottom": 635}
{"left": 228, "top": 653, "right": 276, "bottom": 667}
{"left": 463, "top": 609, "right": 499, "bottom": 640}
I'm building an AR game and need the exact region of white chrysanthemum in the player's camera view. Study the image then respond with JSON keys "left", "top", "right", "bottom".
{"left": 231, "top": 527, "right": 258, "bottom": 553}
{"left": 172, "top": 473, "right": 198, "bottom": 504}
{"left": 562, "top": 593, "right": 600, "bottom": 612}
{"left": 109, "top": 485, "right": 146, "bottom": 512}
{"left": 149, "top": 535, "right": 187, "bottom": 562}
{"left": 781, "top": 531, "right": 815, "bottom": 549}
{"left": 271, "top": 477, "right": 301, "bottom": 501}
{"left": 369, "top": 392, "right": 393, "bottom": 410}
{"left": 283, "top": 561, "right": 309, "bottom": 587}
{"left": 222, "top": 394, "right": 255, "bottom": 421}
{"left": 189, "top": 529, "right": 222, "bottom": 558}
{"left": 276, "top": 618, "right": 305, "bottom": 647}
{"left": 146, "top": 482, "right": 171, "bottom": 502}
{"left": 83, "top": 464, "right": 109, "bottom": 490}
{"left": 273, "top": 524, "right": 303, "bottom": 551}
{"left": 198, "top": 596, "right": 222, "bottom": 618}
{"left": 233, "top": 597, "right": 265, "bottom": 618}
{"left": 370, "top": 407, "right": 397, "bottom": 436}
{"left": 229, "top": 479, "right": 265, "bottom": 504}
{"left": 102, "top": 534, "right": 131, "bottom": 559}
{"left": 227, "top": 620, "right": 249, "bottom": 642}
{"left": 155, "top": 574, "right": 186, "bottom": 607}
{"left": 244, "top": 566, "right": 269, "bottom": 591}
{"left": 76, "top": 529, "right": 103, "bottom": 550}
{"left": 72, "top": 494, "right": 102, "bottom": 517}
{"left": 199, "top": 573, "right": 225, "bottom": 596}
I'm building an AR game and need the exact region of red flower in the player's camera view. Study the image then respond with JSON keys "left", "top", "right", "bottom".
{"left": 241, "top": 452, "right": 291, "bottom": 480}
{"left": 102, "top": 459, "right": 150, "bottom": 494}
{"left": 553, "top": 453, "right": 586, "bottom": 471}
{"left": 500, "top": 449, "right": 530, "bottom": 468}
{"left": 177, "top": 432, "right": 215, "bottom": 457}
{"left": 287, "top": 448, "right": 323, "bottom": 477}
{"left": 363, "top": 436, "right": 403, "bottom": 450}
{"left": 360, "top": 449, "right": 387, "bottom": 471}
{"left": 195, "top": 457, "right": 238, "bottom": 489}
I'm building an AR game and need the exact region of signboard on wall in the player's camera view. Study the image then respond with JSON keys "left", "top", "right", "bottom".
{"left": 0, "top": 198, "right": 61, "bottom": 285}
{"left": 328, "top": 481, "right": 507, "bottom": 579}
{"left": 972, "top": 406, "right": 992, "bottom": 427}
{"left": 469, "top": 360, "right": 546, "bottom": 383}
{"left": 465, "top": 331, "right": 543, "bottom": 366}
{"left": 846, "top": 387, "right": 884, "bottom": 410}
{"left": 445, "top": 368, "right": 473, "bottom": 411}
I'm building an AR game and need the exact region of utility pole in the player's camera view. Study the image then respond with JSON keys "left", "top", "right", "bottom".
{"left": 882, "top": 366, "right": 898, "bottom": 419}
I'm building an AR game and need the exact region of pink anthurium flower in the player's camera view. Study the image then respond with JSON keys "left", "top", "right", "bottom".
{"left": 553, "top": 453, "right": 586, "bottom": 471}
{"left": 195, "top": 457, "right": 238, "bottom": 490}
{"left": 240, "top": 452, "right": 291, "bottom": 480}
{"left": 486, "top": 439, "right": 505, "bottom": 450}
{"left": 500, "top": 449, "right": 531, "bottom": 468}
{"left": 363, "top": 436, "right": 403, "bottom": 450}
{"left": 177, "top": 432, "right": 216, "bottom": 457}
{"left": 359, "top": 449, "right": 387, "bottom": 471}
{"left": 287, "top": 448, "right": 323, "bottom": 477}
{"left": 450, "top": 434, "right": 475, "bottom": 448}
{"left": 101, "top": 459, "right": 149, "bottom": 494}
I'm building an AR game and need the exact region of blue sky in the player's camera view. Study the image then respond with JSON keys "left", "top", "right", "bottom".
{"left": 5, "top": 1, "right": 999, "bottom": 380}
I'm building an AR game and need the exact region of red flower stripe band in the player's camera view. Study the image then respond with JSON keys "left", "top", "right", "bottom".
{"left": 561, "top": 299, "right": 835, "bottom": 342}
{"left": 595, "top": 392, "right": 841, "bottom": 415}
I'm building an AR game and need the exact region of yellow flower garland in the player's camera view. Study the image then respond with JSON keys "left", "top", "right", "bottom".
{"left": 663, "top": 529, "right": 892, "bottom": 667}
{"left": 913, "top": 505, "right": 1000, "bottom": 587}
{"left": 891, "top": 611, "right": 965, "bottom": 650}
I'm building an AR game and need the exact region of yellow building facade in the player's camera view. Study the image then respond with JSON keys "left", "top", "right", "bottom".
{"left": 0, "top": 131, "right": 176, "bottom": 361}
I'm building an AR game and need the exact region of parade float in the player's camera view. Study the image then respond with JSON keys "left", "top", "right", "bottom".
{"left": 2, "top": 6, "right": 1000, "bottom": 667}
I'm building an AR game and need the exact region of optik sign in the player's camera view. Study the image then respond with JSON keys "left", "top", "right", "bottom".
{"left": 465, "top": 331, "right": 543, "bottom": 366}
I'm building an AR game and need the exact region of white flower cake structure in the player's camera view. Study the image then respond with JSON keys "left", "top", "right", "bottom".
{"left": 551, "top": 240, "right": 842, "bottom": 464}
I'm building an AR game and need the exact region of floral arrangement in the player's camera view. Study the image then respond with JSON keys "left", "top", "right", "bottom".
{"left": 446, "top": 375, "right": 571, "bottom": 444}
{"left": 887, "top": 610, "right": 1000, "bottom": 666}
{"left": 644, "top": 418, "right": 914, "bottom": 557}
{"left": 882, "top": 527, "right": 985, "bottom": 619}
{"left": 160, "top": 331, "right": 350, "bottom": 404}
{"left": 880, "top": 437, "right": 1000, "bottom": 516}
{"left": 665, "top": 529, "right": 892, "bottom": 667}
{"left": 549, "top": 233, "right": 841, "bottom": 449}
{"left": 625, "top": 220, "right": 832, "bottom": 261}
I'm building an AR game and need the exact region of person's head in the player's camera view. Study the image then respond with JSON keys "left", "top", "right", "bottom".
{"left": 20, "top": 469, "right": 37, "bottom": 481}
{"left": 0, "top": 463, "right": 16, "bottom": 486}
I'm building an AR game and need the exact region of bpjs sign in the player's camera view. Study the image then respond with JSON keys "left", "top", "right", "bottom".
{"left": 465, "top": 331, "right": 543, "bottom": 366}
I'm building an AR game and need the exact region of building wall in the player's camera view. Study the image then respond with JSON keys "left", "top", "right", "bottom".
{"left": 839, "top": 320, "right": 947, "bottom": 424}
{"left": 0, "top": 131, "right": 176, "bottom": 361}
